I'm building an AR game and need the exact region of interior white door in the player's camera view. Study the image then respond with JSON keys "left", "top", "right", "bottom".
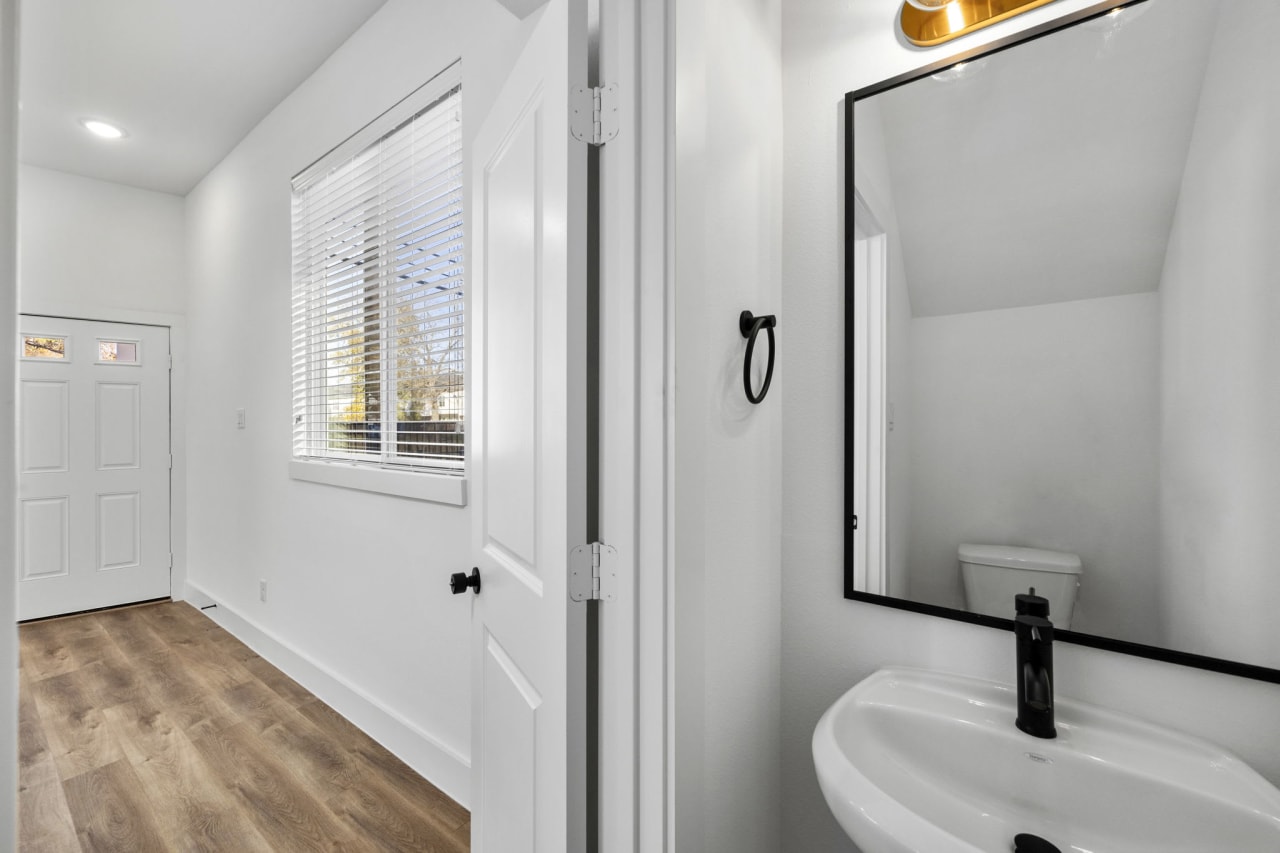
{"left": 17, "top": 317, "right": 171, "bottom": 620}
{"left": 468, "top": 0, "right": 588, "bottom": 850}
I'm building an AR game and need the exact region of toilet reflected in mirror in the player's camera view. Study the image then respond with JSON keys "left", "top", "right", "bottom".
{"left": 958, "top": 544, "right": 1081, "bottom": 630}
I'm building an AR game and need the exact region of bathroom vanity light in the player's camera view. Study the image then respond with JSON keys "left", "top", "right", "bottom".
{"left": 901, "top": 0, "right": 1073, "bottom": 47}
{"left": 80, "top": 118, "right": 126, "bottom": 139}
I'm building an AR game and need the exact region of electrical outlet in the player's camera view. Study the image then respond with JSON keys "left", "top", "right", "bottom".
{"left": 259, "top": 579, "right": 268, "bottom": 602}
{"left": 236, "top": 408, "right": 247, "bottom": 430}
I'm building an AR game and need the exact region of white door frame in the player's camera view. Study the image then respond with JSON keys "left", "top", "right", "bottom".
{"left": 1, "top": 2, "right": 18, "bottom": 844}
{"left": 17, "top": 306, "right": 188, "bottom": 605}
{"left": 850, "top": 191, "right": 889, "bottom": 596}
{"left": 503, "top": 0, "right": 670, "bottom": 845}
{"left": 596, "top": 0, "right": 673, "bottom": 849}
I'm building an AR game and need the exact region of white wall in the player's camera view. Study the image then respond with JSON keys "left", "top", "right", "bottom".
{"left": 906, "top": 293, "right": 1161, "bottom": 643}
{"left": 17, "top": 164, "right": 185, "bottom": 317}
{"left": 1, "top": 0, "right": 19, "bottom": 845}
{"left": 183, "top": 0, "right": 531, "bottom": 805}
{"left": 672, "top": 0, "right": 783, "bottom": 850}
{"left": 1159, "top": 0, "right": 1280, "bottom": 669}
{"left": 780, "top": 1, "right": 1280, "bottom": 851}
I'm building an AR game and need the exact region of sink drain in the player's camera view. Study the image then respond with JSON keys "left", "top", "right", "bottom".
{"left": 1013, "top": 833, "right": 1062, "bottom": 853}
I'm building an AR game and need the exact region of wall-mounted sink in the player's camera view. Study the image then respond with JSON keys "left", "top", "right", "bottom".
{"left": 813, "top": 668, "right": 1280, "bottom": 852}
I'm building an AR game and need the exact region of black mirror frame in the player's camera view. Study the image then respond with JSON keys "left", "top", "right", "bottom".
{"left": 842, "top": 0, "right": 1280, "bottom": 686}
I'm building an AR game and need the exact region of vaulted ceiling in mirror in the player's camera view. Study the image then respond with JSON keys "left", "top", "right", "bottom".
{"left": 874, "top": 0, "right": 1220, "bottom": 317}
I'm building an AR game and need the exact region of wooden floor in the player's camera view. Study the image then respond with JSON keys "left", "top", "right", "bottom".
{"left": 18, "top": 601, "right": 471, "bottom": 852}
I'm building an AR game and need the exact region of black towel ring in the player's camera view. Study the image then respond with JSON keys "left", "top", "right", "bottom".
{"left": 739, "top": 310, "right": 777, "bottom": 405}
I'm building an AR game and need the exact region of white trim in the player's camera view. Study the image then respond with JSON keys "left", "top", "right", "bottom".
{"left": 597, "top": 0, "right": 674, "bottom": 849}
{"left": 288, "top": 459, "right": 467, "bottom": 506}
{"left": 597, "top": 0, "right": 640, "bottom": 847}
{"left": 851, "top": 193, "right": 889, "bottom": 596}
{"left": 1, "top": 1, "right": 18, "bottom": 839}
{"left": 184, "top": 580, "right": 471, "bottom": 807}
{"left": 657, "top": 0, "right": 676, "bottom": 847}
{"left": 659, "top": 0, "right": 677, "bottom": 843}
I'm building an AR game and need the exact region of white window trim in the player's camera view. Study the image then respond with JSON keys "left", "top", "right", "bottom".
{"left": 289, "top": 459, "right": 466, "bottom": 506}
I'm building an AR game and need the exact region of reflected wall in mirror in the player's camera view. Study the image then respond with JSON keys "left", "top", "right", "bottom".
{"left": 846, "top": 0, "right": 1280, "bottom": 678}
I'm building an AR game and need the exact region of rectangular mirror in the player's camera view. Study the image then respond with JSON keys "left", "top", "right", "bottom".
{"left": 846, "top": 0, "right": 1280, "bottom": 682}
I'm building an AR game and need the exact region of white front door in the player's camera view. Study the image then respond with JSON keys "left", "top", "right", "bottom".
{"left": 17, "top": 317, "right": 171, "bottom": 620}
{"left": 468, "top": 0, "right": 588, "bottom": 849}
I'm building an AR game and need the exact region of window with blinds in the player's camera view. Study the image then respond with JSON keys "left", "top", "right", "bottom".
{"left": 292, "top": 63, "right": 464, "bottom": 474}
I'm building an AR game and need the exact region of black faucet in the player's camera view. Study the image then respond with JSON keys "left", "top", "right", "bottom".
{"left": 1015, "top": 589, "right": 1056, "bottom": 739}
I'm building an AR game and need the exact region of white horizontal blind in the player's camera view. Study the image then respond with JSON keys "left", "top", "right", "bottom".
{"left": 292, "top": 63, "right": 464, "bottom": 473}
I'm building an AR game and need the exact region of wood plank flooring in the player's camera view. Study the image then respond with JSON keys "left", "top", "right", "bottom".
{"left": 18, "top": 601, "right": 471, "bottom": 852}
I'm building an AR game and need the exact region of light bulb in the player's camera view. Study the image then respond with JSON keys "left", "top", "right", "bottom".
{"left": 904, "top": 0, "right": 956, "bottom": 10}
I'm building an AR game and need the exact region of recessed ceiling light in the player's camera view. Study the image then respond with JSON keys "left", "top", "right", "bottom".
{"left": 80, "top": 119, "right": 126, "bottom": 139}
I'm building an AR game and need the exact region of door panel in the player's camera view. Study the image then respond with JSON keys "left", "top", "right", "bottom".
{"left": 20, "top": 380, "right": 69, "bottom": 472}
{"left": 96, "top": 382, "right": 142, "bottom": 469}
{"left": 19, "top": 497, "right": 70, "bottom": 580}
{"left": 484, "top": 106, "right": 540, "bottom": 571}
{"left": 97, "top": 492, "right": 141, "bottom": 570}
{"left": 18, "top": 316, "right": 171, "bottom": 620}
{"left": 481, "top": 630, "right": 539, "bottom": 853}
{"left": 469, "top": 0, "right": 588, "bottom": 849}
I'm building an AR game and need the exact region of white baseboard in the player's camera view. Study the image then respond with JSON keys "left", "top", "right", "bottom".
{"left": 183, "top": 580, "right": 471, "bottom": 807}
{"left": 181, "top": 586, "right": 214, "bottom": 610}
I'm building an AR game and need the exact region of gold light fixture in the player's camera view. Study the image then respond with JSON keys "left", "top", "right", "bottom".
{"left": 900, "top": 0, "right": 1063, "bottom": 47}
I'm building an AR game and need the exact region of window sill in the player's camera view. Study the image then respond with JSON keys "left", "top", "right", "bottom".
{"left": 289, "top": 459, "right": 467, "bottom": 506}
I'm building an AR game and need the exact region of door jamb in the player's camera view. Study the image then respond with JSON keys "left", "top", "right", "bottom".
{"left": 595, "top": 0, "right": 672, "bottom": 849}
{"left": 850, "top": 193, "right": 889, "bottom": 596}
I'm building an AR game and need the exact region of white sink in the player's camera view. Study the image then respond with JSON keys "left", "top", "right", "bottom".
{"left": 813, "top": 667, "right": 1280, "bottom": 852}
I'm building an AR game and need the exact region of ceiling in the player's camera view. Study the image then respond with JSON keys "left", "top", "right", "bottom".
{"left": 19, "top": 0, "right": 389, "bottom": 195}
{"left": 871, "top": 0, "right": 1222, "bottom": 318}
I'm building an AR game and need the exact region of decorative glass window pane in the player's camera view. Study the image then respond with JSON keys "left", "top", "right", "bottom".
{"left": 23, "top": 336, "right": 66, "bottom": 359}
{"left": 98, "top": 340, "right": 139, "bottom": 363}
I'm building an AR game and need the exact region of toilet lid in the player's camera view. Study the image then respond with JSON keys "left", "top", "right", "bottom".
{"left": 958, "top": 544, "right": 1082, "bottom": 574}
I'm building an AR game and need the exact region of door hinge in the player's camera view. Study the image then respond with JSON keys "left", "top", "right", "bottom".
{"left": 168, "top": 354, "right": 174, "bottom": 370}
{"left": 167, "top": 552, "right": 174, "bottom": 569}
{"left": 851, "top": 514, "right": 859, "bottom": 531}
{"left": 168, "top": 453, "right": 174, "bottom": 470}
{"left": 570, "top": 84, "right": 620, "bottom": 147}
{"left": 569, "top": 542, "right": 618, "bottom": 602}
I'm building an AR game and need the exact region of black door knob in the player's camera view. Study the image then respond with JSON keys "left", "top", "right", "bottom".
{"left": 450, "top": 567, "right": 481, "bottom": 595}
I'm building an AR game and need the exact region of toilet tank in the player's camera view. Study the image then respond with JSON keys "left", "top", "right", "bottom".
{"left": 959, "top": 544, "right": 1082, "bottom": 628}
